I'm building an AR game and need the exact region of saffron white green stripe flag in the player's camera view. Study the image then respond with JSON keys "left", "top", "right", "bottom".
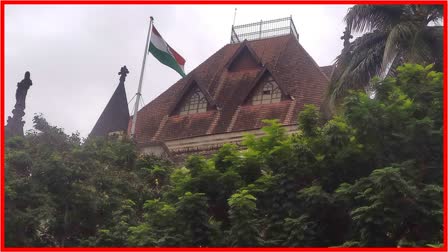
{"left": 149, "top": 25, "right": 186, "bottom": 77}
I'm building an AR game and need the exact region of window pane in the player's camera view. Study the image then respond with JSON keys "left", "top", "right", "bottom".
{"left": 251, "top": 76, "right": 282, "bottom": 105}
{"left": 179, "top": 88, "right": 209, "bottom": 115}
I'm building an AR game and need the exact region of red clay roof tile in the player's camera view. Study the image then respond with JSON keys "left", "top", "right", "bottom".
{"left": 130, "top": 34, "right": 330, "bottom": 145}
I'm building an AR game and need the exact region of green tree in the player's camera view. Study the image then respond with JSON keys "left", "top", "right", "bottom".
{"left": 127, "top": 199, "right": 181, "bottom": 246}
{"left": 4, "top": 64, "right": 443, "bottom": 248}
{"left": 336, "top": 167, "right": 442, "bottom": 247}
{"left": 176, "top": 192, "right": 211, "bottom": 247}
{"left": 227, "top": 190, "right": 262, "bottom": 247}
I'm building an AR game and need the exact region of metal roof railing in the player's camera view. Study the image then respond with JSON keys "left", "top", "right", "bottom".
{"left": 230, "top": 16, "right": 299, "bottom": 44}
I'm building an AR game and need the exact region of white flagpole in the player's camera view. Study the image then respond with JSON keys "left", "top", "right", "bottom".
{"left": 131, "top": 16, "right": 154, "bottom": 138}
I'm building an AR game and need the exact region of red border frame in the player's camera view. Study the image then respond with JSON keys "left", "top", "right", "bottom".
{"left": 1, "top": 1, "right": 447, "bottom": 251}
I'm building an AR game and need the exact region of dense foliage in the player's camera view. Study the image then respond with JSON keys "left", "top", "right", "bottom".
{"left": 5, "top": 64, "right": 443, "bottom": 247}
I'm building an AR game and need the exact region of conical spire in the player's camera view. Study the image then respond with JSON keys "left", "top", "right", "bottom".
{"left": 90, "top": 66, "right": 130, "bottom": 137}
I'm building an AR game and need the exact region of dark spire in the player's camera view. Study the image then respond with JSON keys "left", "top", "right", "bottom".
{"left": 89, "top": 66, "right": 130, "bottom": 137}
{"left": 5, "top": 71, "right": 33, "bottom": 137}
{"left": 341, "top": 26, "right": 353, "bottom": 48}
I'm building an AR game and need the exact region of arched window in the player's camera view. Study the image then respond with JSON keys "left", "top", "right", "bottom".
{"left": 251, "top": 76, "right": 282, "bottom": 105}
{"left": 179, "top": 88, "right": 208, "bottom": 115}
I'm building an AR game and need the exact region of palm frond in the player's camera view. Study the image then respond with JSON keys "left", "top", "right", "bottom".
{"left": 381, "top": 21, "right": 419, "bottom": 76}
{"left": 324, "top": 4, "right": 444, "bottom": 116}
{"left": 344, "top": 5, "right": 403, "bottom": 33}
{"left": 407, "top": 26, "right": 444, "bottom": 70}
{"left": 332, "top": 42, "right": 384, "bottom": 99}
{"left": 332, "top": 31, "right": 388, "bottom": 87}
{"left": 326, "top": 31, "right": 388, "bottom": 111}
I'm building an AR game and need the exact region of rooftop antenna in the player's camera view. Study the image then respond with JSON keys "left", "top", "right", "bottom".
{"left": 232, "top": 8, "right": 237, "bottom": 26}
{"left": 230, "top": 8, "right": 238, "bottom": 43}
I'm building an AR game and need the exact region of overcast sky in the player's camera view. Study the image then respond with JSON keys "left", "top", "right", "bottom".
{"left": 5, "top": 4, "right": 352, "bottom": 138}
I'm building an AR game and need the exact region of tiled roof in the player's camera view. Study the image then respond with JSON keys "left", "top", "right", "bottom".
{"left": 130, "top": 34, "right": 330, "bottom": 145}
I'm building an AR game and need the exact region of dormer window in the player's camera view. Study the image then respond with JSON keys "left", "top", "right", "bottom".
{"left": 251, "top": 76, "right": 282, "bottom": 105}
{"left": 226, "top": 42, "right": 261, "bottom": 72}
{"left": 179, "top": 87, "right": 208, "bottom": 115}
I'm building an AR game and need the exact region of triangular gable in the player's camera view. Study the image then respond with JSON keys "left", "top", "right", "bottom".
{"left": 226, "top": 40, "right": 262, "bottom": 72}
{"left": 243, "top": 67, "right": 291, "bottom": 104}
{"left": 168, "top": 75, "right": 217, "bottom": 115}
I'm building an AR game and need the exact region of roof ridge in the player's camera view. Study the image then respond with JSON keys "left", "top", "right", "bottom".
{"left": 273, "top": 34, "right": 293, "bottom": 69}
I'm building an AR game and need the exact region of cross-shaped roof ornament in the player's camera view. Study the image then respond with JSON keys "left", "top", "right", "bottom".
{"left": 118, "top": 65, "right": 129, "bottom": 83}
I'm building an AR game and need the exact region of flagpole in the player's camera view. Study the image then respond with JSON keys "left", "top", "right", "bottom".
{"left": 131, "top": 16, "right": 154, "bottom": 138}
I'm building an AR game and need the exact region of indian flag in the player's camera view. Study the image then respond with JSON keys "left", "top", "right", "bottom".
{"left": 149, "top": 25, "right": 186, "bottom": 77}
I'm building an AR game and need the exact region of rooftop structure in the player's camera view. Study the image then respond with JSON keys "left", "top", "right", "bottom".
{"left": 230, "top": 16, "right": 299, "bottom": 44}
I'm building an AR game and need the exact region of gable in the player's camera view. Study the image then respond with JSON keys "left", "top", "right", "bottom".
{"left": 177, "top": 87, "right": 209, "bottom": 115}
{"left": 250, "top": 75, "right": 282, "bottom": 104}
{"left": 228, "top": 47, "right": 260, "bottom": 71}
{"left": 169, "top": 77, "right": 216, "bottom": 116}
{"left": 241, "top": 66, "right": 291, "bottom": 105}
{"left": 226, "top": 42, "right": 261, "bottom": 72}
{"left": 246, "top": 72, "right": 287, "bottom": 105}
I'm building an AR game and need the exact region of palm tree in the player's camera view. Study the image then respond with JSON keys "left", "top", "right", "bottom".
{"left": 327, "top": 5, "right": 443, "bottom": 111}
